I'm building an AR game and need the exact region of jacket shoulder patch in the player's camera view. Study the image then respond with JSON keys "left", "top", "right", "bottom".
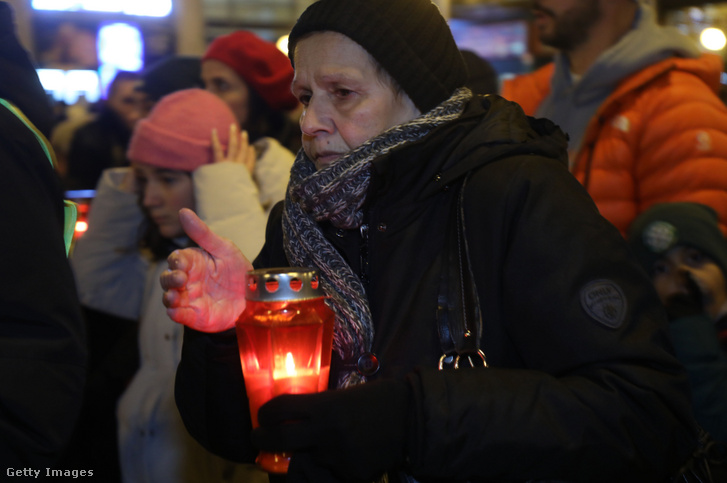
{"left": 580, "top": 279, "right": 627, "bottom": 329}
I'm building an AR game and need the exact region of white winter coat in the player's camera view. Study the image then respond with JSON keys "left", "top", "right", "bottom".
{"left": 71, "top": 137, "right": 294, "bottom": 483}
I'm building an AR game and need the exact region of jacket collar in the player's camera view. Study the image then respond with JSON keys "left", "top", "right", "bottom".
{"left": 425, "top": 94, "right": 569, "bottom": 195}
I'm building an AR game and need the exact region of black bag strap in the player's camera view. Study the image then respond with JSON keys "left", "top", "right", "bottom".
{"left": 436, "top": 173, "right": 487, "bottom": 370}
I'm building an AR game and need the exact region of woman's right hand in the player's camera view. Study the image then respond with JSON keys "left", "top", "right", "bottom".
{"left": 212, "top": 123, "right": 256, "bottom": 175}
{"left": 160, "top": 208, "right": 252, "bottom": 332}
{"left": 116, "top": 166, "right": 139, "bottom": 194}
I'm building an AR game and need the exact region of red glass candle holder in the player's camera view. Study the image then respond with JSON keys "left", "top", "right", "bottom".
{"left": 235, "top": 268, "right": 334, "bottom": 474}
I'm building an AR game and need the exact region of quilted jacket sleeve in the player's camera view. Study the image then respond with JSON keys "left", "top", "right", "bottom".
{"left": 573, "top": 55, "right": 727, "bottom": 235}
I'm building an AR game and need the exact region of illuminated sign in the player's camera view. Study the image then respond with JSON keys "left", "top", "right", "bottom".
{"left": 32, "top": 0, "right": 172, "bottom": 17}
{"left": 36, "top": 69, "right": 101, "bottom": 104}
{"left": 97, "top": 22, "right": 144, "bottom": 97}
{"left": 98, "top": 23, "right": 143, "bottom": 71}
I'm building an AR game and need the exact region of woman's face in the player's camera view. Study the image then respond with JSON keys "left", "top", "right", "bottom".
{"left": 291, "top": 31, "right": 420, "bottom": 171}
{"left": 202, "top": 59, "right": 251, "bottom": 127}
{"left": 107, "top": 78, "right": 147, "bottom": 131}
{"left": 132, "top": 163, "right": 195, "bottom": 239}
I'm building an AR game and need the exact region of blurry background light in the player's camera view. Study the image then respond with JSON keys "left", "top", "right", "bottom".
{"left": 36, "top": 69, "right": 101, "bottom": 104}
{"left": 700, "top": 27, "right": 727, "bottom": 51}
{"left": 31, "top": 0, "right": 75, "bottom": 10}
{"left": 32, "top": 0, "right": 172, "bottom": 17}
{"left": 97, "top": 22, "right": 144, "bottom": 97}
{"left": 276, "top": 35, "right": 289, "bottom": 55}
{"left": 97, "top": 22, "right": 143, "bottom": 70}
{"left": 64, "top": 70, "right": 101, "bottom": 103}
{"left": 36, "top": 69, "right": 66, "bottom": 99}
{"left": 124, "top": 0, "right": 173, "bottom": 17}
{"left": 82, "top": 0, "right": 121, "bottom": 13}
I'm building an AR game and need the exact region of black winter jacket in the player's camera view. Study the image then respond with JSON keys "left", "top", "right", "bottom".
{"left": 0, "top": 1, "right": 86, "bottom": 467}
{"left": 175, "top": 95, "right": 697, "bottom": 482}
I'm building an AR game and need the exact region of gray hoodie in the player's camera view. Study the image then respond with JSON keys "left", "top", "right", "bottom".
{"left": 537, "top": 2, "right": 701, "bottom": 159}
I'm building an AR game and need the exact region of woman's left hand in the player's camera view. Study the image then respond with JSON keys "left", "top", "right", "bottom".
{"left": 211, "top": 123, "right": 256, "bottom": 175}
{"left": 161, "top": 208, "right": 251, "bottom": 332}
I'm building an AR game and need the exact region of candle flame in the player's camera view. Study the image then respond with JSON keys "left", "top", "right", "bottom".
{"left": 285, "top": 352, "right": 297, "bottom": 376}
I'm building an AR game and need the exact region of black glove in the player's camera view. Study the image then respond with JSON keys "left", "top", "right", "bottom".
{"left": 664, "top": 274, "right": 704, "bottom": 321}
{"left": 252, "top": 378, "right": 411, "bottom": 482}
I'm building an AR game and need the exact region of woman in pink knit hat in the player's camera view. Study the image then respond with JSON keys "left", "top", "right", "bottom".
{"left": 70, "top": 89, "right": 273, "bottom": 483}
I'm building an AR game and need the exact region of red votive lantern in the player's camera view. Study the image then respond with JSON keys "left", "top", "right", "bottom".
{"left": 235, "top": 267, "right": 335, "bottom": 474}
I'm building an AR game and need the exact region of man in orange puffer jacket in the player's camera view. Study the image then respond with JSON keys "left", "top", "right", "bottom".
{"left": 502, "top": 0, "right": 727, "bottom": 236}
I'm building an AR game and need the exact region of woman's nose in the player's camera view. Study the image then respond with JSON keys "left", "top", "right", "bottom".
{"left": 671, "top": 265, "right": 695, "bottom": 293}
{"left": 299, "top": 99, "right": 331, "bottom": 137}
{"left": 142, "top": 184, "right": 160, "bottom": 207}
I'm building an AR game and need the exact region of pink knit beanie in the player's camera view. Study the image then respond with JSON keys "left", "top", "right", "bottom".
{"left": 127, "top": 88, "right": 236, "bottom": 172}
{"left": 202, "top": 30, "right": 299, "bottom": 111}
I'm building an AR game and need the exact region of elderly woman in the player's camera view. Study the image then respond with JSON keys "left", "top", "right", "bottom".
{"left": 162, "top": 0, "right": 699, "bottom": 481}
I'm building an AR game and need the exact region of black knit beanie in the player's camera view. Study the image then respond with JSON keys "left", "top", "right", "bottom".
{"left": 627, "top": 202, "right": 727, "bottom": 277}
{"left": 287, "top": 0, "right": 468, "bottom": 114}
{"left": 138, "top": 56, "right": 203, "bottom": 102}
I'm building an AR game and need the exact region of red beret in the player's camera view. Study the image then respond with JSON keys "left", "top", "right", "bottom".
{"left": 203, "top": 31, "right": 299, "bottom": 112}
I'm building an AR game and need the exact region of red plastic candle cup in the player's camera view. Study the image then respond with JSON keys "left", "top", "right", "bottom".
{"left": 235, "top": 268, "right": 334, "bottom": 474}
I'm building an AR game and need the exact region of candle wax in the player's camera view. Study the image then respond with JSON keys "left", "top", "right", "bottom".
{"left": 272, "top": 371, "right": 319, "bottom": 396}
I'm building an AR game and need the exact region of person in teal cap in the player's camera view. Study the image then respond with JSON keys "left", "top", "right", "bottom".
{"left": 629, "top": 201, "right": 727, "bottom": 443}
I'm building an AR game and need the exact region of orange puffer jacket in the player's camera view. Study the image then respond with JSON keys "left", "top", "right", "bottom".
{"left": 502, "top": 54, "right": 727, "bottom": 236}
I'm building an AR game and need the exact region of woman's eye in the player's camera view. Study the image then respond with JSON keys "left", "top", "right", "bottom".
{"left": 652, "top": 260, "right": 669, "bottom": 276}
{"left": 686, "top": 248, "right": 704, "bottom": 265}
{"left": 211, "top": 79, "right": 229, "bottom": 93}
{"left": 298, "top": 93, "right": 311, "bottom": 106}
{"left": 336, "top": 88, "right": 353, "bottom": 98}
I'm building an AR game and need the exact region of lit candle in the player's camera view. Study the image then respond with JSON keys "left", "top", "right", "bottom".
{"left": 236, "top": 268, "right": 335, "bottom": 474}
{"left": 272, "top": 352, "right": 320, "bottom": 395}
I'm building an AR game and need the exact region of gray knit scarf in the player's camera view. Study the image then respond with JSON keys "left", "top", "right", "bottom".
{"left": 283, "top": 88, "right": 471, "bottom": 388}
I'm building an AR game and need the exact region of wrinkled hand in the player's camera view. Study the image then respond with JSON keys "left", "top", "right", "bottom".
{"left": 160, "top": 208, "right": 252, "bottom": 332}
{"left": 252, "top": 379, "right": 411, "bottom": 482}
{"left": 212, "top": 124, "right": 256, "bottom": 175}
